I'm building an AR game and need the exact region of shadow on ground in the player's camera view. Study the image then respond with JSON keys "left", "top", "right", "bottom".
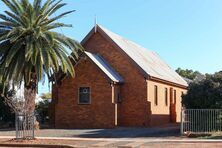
{"left": 71, "top": 126, "right": 180, "bottom": 138}
{"left": 0, "top": 128, "right": 15, "bottom": 132}
{"left": 205, "top": 136, "right": 222, "bottom": 139}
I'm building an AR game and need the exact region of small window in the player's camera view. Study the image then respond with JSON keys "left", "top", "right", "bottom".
{"left": 165, "top": 88, "right": 168, "bottom": 106}
{"left": 154, "top": 85, "right": 158, "bottom": 105}
{"left": 79, "top": 87, "right": 91, "bottom": 104}
{"left": 174, "top": 90, "right": 176, "bottom": 104}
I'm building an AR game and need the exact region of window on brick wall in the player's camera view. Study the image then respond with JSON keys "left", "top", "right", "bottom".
{"left": 165, "top": 88, "right": 168, "bottom": 106}
{"left": 154, "top": 85, "right": 158, "bottom": 106}
{"left": 79, "top": 87, "right": 91, "bottom": 104}
{"left": 174, "top": 90, "right": 176, "bottom": 104}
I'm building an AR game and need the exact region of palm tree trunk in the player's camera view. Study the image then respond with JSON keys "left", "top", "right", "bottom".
{"left": 24, "top": 87, "right": 36, "bottom": 115}
{"left": 20, "top": 80, "right": 37, "bottom": 139}
{"left": 24, "top": 73, "right": 37, "bottom": 115}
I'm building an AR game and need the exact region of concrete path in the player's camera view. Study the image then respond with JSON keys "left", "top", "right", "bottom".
{"left": 1, "top": 136, "right": 222, "bottom": 147}
{"left": 1, "top": 125, "right": 222, "bottom": 147}
{"left": 1, "top": 135, "right": 222, "bottom": 141}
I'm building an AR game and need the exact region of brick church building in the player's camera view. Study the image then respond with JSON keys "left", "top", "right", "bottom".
{"left": 51, "top": 25, "right": 188, "bottom": 128}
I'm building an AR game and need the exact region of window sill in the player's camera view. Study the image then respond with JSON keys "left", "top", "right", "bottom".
{"left": 78, "top": 103, "right": 91, "bottom": 105}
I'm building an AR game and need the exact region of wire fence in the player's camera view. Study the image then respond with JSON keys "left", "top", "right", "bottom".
{"left": 15, "top": 113, "right": 35, "bottom": 140}
{"left": 181, "top": 109, "right": 222, "bottom": 134}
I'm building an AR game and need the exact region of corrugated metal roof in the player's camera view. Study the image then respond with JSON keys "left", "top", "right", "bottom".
{"left": 97, "top": 25, "right": 188, "bottom": 87}
{"left": 85, "top": 51, "right": 124, "bottom": 83}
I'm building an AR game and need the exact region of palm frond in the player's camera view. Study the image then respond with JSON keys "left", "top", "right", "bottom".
{"left": 2, "top": 0, "right": 20, "bottom": 15}
{"left": 0, "top": 0, "right": 83, "bottom": 87}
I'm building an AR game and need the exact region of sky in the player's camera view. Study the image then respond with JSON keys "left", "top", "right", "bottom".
{"left": 1, "top": 0, "right": 222, "bottom": 94}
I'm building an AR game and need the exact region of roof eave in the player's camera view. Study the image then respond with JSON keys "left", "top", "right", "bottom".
{"left": 112, "top": 81, "right": 124, "bottom": 85}
{"left": 81, "top": 26, "right": 97, "bottom": 45}
{"left": 148, "top": 76, "right": 188, "bottom": 89}
{"left": 84, "top": 52, "right": 124, "bottom": 84}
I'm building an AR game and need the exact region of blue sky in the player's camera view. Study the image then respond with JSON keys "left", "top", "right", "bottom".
{"left": 1, "top": 0, "right": 222, "bottom": 94}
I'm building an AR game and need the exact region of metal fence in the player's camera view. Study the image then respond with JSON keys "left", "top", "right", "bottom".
{"left": 181, "top": 109, "right": 222, "bottom": 134}
{"left": 15, "top": 113, "right": 35, "bottom": 139}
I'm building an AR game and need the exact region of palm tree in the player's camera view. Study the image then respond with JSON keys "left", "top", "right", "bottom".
{"left": 0, "top": 0, "right": 83, "bottom": 114}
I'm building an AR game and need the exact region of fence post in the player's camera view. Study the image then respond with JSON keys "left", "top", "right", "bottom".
{"left": 15, "top": 113, "right": 18, "bottom": 139}
{"left": 32, "top": 113, "right": 35, "bottom": 139}
{"left": 180, "top": 108, "right": 183, "bottom": 135}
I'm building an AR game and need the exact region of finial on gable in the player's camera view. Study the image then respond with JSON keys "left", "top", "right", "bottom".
{"left": 94, "top": 14, "right": 97, "bottom": 33}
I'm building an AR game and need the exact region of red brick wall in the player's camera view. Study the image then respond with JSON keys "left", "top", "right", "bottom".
{"left": 52, "top": 30, "right": 187, "bottom": 128}
{"left": 147, "top": 80, "right": 187, "bottom": 126}
{"left": 54, "top": 57, "right": 115, "bottom": 128}
{"left": 83, "top": 32, "right": 151, "bottom": 127}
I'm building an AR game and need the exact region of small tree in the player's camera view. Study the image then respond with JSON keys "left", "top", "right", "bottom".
{"left": 1, "top": 83, "right": 37, "bottom": 139}
{"left": 0, "top": 85, "right": 14, "bottom": 126}
{"left": 36, "top": 93, "right": 52, "bottom": 124}
{"left": 182, "top": 72, "right": 222, "bottom": 109}
{"left": 176, "top": 68, "right": 202, "bottom": 80}
{"left": 40, "top": 92, "right": 51, "bottom": 100}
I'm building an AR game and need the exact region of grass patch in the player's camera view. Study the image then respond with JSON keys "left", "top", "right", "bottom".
{"left": 184, "top": 131, "right": 222, "bottom": 139}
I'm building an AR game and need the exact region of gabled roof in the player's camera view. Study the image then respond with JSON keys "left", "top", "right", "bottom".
{"left": 82, "top": 25, "right": 188, "bottom": 87}
{"left": 85, "top": 51, "right": 124, "bottom": 83}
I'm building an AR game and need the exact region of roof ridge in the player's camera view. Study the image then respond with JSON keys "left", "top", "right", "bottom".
{"left": 97, "top": 24, "right": 154, "bottom": 51}
{"left": 97, "top": 25, "right": 172, "bottom": 67}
